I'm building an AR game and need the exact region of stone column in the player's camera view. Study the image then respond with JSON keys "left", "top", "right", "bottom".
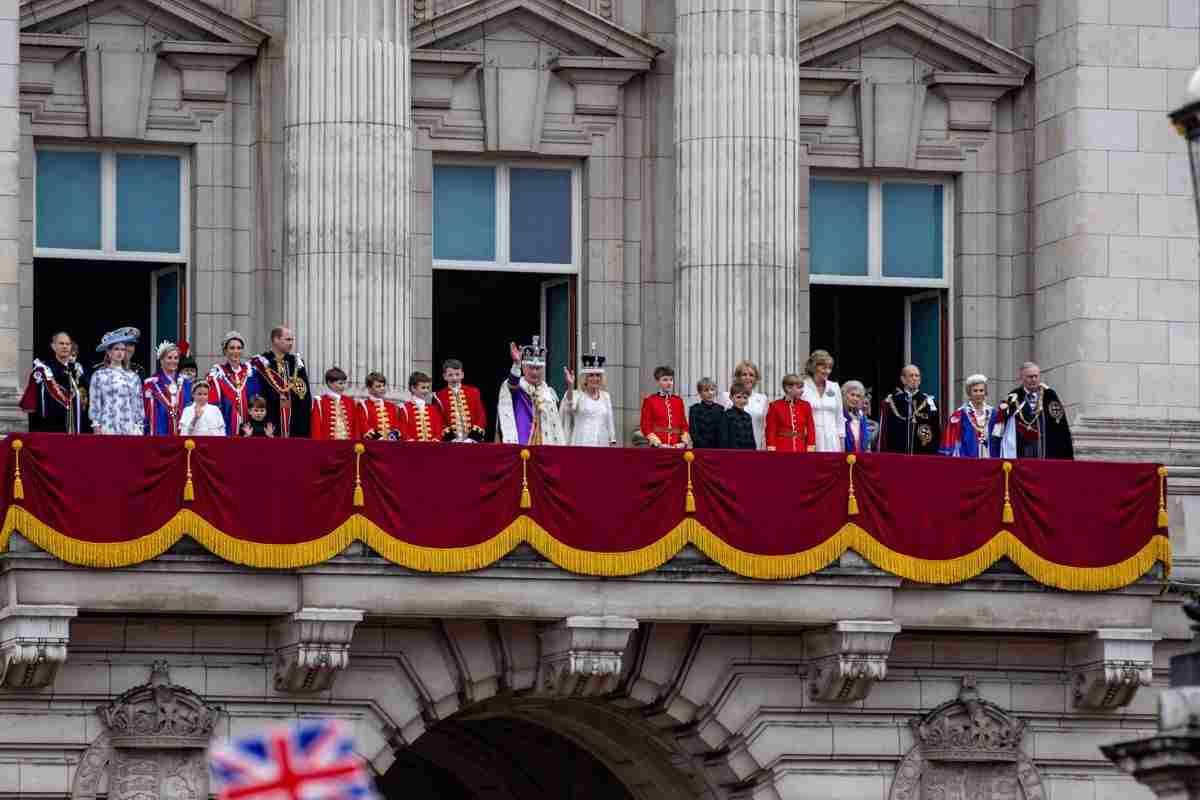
{"left": 0, "top": 0, "right": 19, "bottom": 394}
{"left": 674, "top": 0, "right": 805, "bottom": 401}
{"left": 284, "top": 0, "right": 410, "bottom": 386}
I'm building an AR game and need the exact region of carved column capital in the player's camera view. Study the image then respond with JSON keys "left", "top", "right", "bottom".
{"left": 272, "top": 608, "right": 364, "bottom": 694}
{"left": 538, "top": 616, "right": 638, "bottom": 698}
{"left": 1070, "top": 628, "right": 1159, "bottom": 710}
{"left": 0, "top": 603, "right": 77, "bottom": 689}
{"left": 804, "top": 620, "right": 901, "bottom": 703}
{"left": 1103, "top": 687, "right": 1200, "bottom": 798}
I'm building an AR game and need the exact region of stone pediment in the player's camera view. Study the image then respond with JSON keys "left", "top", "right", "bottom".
{"left": 411, "top": 0, "right": 660, "bottom": 61}
{"left": 20, "top": 0, "right": 269, "bottom": 46}
{"left": 798, "top": 0, "right": 1030, "bottom": 79}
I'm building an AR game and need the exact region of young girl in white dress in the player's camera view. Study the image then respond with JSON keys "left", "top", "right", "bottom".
{"left": 801, "top": 349, "right": 845, "bottom": 453}
{"left": 560, "top": 346, "right": 617, "bottom": 447}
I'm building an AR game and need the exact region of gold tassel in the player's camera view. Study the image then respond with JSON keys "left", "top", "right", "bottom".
{"left": 353, "top": 443, "right": 366, "bottom": 508}
{"left": 684, "top": 451, "right": 696, "bottom": 513}
{"left": 1158, "top": 466, "right": 1169, "bottom": 529}
{"left": 183, "top": 439, "right": 195, "bottom": 502}
{"left": 1002, "top": 461, "right": 1014, "bottom": 524}
{"left": 846, "top": 454, "right": 859, "bottom": 516}
{"left": 520, "top": 449, "right": 532, "bottom": 509}
{"left": 10, "top": 439, "right": 23, "bottom": 502}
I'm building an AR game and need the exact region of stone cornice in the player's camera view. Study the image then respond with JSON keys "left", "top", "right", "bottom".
{"left": 18, "top": 32, "right": 83, "bottom": 94}
{"left": 550, "top": 56, "right": 651, "bottom": 115}
{"left": 411, "top": 0, "right": 661, "bottom": 61}
{"left": 157, "top": 41, "right": 259, "bottom": 102}
{"left": 20, "top": 0, "right": 270, "bottom": 46}
{"left": 412, "top": 49, "right": 483, "bottom": 109}
{"left": 797, "top": 0, "right": 1031, "bottom": 79}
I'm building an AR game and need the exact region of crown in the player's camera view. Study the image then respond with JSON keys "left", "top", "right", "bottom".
{"left": 580, "top": 341, "right": 607, "bottom": 375}
{"left": 520, "top": 336, "right": 547, "bottom": 367}
{"left": 911, "top": 677, "right": 1025, "bottom": 763}
{"left": 97, "top": 661, "right": 220, "bottom": 748}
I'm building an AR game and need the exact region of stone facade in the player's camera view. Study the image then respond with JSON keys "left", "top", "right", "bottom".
{"left": 1, "top": 0, "right": 1199, "bottom": 797}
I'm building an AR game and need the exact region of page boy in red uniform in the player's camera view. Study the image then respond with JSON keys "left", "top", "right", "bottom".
{"left": 435, "top": 358, "right": 486, "bottom": 442}
{"left": 765, "top": 374, "right": 816, "bottom": 452}
{"left": 402, "top": 371, "right": 445, "bottom": 443}
{"left": 640, "top": 366, "right": 691, "bottom": 448}
{"left": 357, "top": 371, "right": 405, "bottom": 441}
{"left": 312, "top": 366, "right": 360, "bottom": 441}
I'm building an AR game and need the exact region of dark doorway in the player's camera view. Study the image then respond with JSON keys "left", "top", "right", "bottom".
{"left": 380, "top": 716, "right": 634, "bottom": 800}
{"left": 810, "top": 285, "right": 948, "bottom": 418}
{"left": 33, "top": 258, "right": 183, "bottom": 372}
{"left": 433, "top": 270, "right": 576, "bottom": 442}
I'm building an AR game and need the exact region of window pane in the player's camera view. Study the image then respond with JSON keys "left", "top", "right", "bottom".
{"left": 434, "top": 165, "right": 496, "bottom": 261}
{"left": 117, "top": 154, "right": 181, "bottom": 253}
{"left": 544, "top": 281, "right": 570, "bottom": 398}
{"left": 908, "top": 294, "right": 941, "bottom": 399}
{"left": 810, "top": 180, "right": 868, "bottom": 276}
{"left": 155, "top": 269, "right": 180, "bottom": 343}
{"left": 510, "top": 168, "right": 571, "bottom": 265}
{"left": 883, "top": 183, "right": 943, "bottom": 279}
{"left": 37, "top": 150, "right": 101, "bottom": 250}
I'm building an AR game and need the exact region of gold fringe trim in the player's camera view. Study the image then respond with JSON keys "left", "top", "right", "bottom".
{"left": 10, "top": 439, "right": 23, "bottom": 502}
{"left": 0, "top": 505, "right": 1171, "bottom": 591}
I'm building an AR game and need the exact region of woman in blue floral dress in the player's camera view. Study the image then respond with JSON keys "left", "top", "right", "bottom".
{"left": 88, "top": 328, "right": 145, "bottom": 436}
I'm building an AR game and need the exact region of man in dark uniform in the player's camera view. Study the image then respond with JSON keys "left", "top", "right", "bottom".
{"left": 992, "top": 362, "right": 1074, "bottom": 460}
{"left": 250, "top": 326, "right": 312, "bottom": 438}
{"left": 20, "top": 331, "right": 87, "bottom": 433}
{"left": 879, "top": 364, "right": 941, "bottom": 455}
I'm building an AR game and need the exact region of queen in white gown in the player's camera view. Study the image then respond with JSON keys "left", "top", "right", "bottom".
{"left": 560, "top": 347, "right": 617, "bottom": 447}
{"left": 718, "top": 360, "right": 768, "bottom": 449}
{"left": 801, "top": 349, "right": 845, "bottom": 453}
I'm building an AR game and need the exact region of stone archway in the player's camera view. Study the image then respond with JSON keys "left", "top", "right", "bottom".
{"left": 379, "top": 696, "right": 708, "bottom": 800}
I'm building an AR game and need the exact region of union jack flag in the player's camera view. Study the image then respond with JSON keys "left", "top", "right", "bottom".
{"left": 209, "top": 719, "right": 378, "bottom": 800}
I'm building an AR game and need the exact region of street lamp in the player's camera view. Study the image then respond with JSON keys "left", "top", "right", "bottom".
{"left": 1170, "top": 67, "right": 1200, "bottom": 247}
{"left": 1099, "top": 67, "right": 1200, "bottom": 799}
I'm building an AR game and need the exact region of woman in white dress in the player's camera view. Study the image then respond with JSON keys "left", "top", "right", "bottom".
{"left": 801, "top": 349, "right": 844, "bottom": 452}
{"left": 180, "top": 382, "right": 227, "bottom": 437}
{"left": 718, "top": 360, "right": 768, "bottom": 449}
{"left": 560, "top": 347, "right": 616, "bottom": 447}
{"left": 88, "top": 328, "right": 145, "bottom": 436}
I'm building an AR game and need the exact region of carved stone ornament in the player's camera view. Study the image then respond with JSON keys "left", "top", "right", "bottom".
{"left": 0, "top": 603, "right": 77, "bottom": 689}
{"left": 889, "top": 677, "right": 1046, "bottom": 800}
{"left": 805, "top": 620, "right": 900, "bottom": 703}
{"left": 538, "top": 616, "right": 638, "bottom": 698}
{"left": 272, "top": 608, "right": 364, "bottom": 693}
{"left": 1069, "top": 628, "right": 1158, "bottom": 710}
{"left": 97, "top": 661, "right": 220, "bottom": 749}
{"left": 1101, "top": 687, "right": 1200, "bottom": 797}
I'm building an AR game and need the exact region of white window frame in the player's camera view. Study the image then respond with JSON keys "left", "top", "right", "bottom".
{"left": 432, "top": 158, "right": 582, "bottom": 275}
{"left": 808, "top": 174, "right": 953, "bottom": 289}
{"left": 32, "top": 142, "right": 190, "bottom": 264}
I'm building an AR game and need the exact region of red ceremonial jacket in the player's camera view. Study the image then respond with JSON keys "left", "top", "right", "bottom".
{"left": 357, "top": 398, "right": 406, "bottom": 441}
{"left": 640, "top": 393, "right": 690, "bottom": 446}
{"left": 765, "top": 398, "right": 816, "bottom": 452}
{"left": 402, "top": 400, "right": 445, "bottom": 443}
{"left": 311, "top": 393, "right": 360, "bottom": 441}
{"left": 434, "top": 384, "right": 487, "bottom": 439}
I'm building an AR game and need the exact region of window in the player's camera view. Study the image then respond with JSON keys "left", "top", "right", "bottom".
{"left": 433, "top": 161, "right": 580, "bottom": 273}
{"left": 809, "top": 175, "right": 951, "bottom": 286}
{"left": 35, "top": 146, "right": 189, "bottom": 261}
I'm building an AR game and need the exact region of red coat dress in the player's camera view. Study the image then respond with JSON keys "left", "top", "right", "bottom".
{"left": 311, "top": 394, "right": 360, "bottom": 441}
{"left": 435, "top": 384, "right": 487, "bottom": 441}
{"left": 639, "top": 393, "right": 690, "bottom": 446}
{"left": 402, "top": 400, "right": 445, "bottom": 442}
{"left": 357, "top": 398, "right": 406, "bottom": 441}
{"left": 765, "top": 398, "right": 816, "bottom": 452}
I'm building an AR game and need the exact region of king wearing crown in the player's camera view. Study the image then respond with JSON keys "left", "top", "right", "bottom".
{"left": 498, "top": 338, "right": 565, "bottom": 446}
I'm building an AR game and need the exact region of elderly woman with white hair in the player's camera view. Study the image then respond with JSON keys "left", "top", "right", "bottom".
{"left": 939, "top": 374, "right": 999, "bottom": 458}
{"left": 841, "top": 380, "right": 876, "bottom": 453}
